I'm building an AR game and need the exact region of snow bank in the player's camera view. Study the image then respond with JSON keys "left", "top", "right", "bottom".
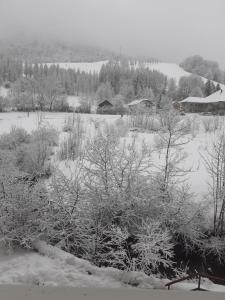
{"left": 31, "top": 240, "right": 166, "bottom": 289}
{"left": 0, "top": 241, "right": 165, "bottom": 288}
{"left": 0, "top": 241, "right": 224, "bottom": 293}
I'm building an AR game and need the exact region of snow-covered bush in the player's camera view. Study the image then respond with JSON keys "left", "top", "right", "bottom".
{"left": 128, "top": 111, "right": 160, "bottom": 132}
{"left": 189, "top": 116, "right": 200, "bottom": 138}
{"left": 16, "top": 141, "right": 52, "bottom": 177}
{"left": 58, "top": 114, "right": 84, "bottom": 160}
{"left": 49, "top": 122, "right": 204, "bottom": 274}
{"left": 0, "top": 96, "right": 8, "bottom": 112}
{"left": 62, "top": 115, "right": 75, "bottom": 132}
{"left": 202, "top": 117, "right": 212, "bottom": 132}
{"left": 0, "top": 127, "right": 30, "bottom": 150}
{"left": 0, "top": 151, "right": 48, "bottom": 248}
{"left": 31, "top": 126, "right": 59, "bottom": 147}
{"left": 132, "top": 221, "right": 174, "bottom": 273}
{"left": 15, "top": 127, "right": 58, "bottom": 177}
{"left": 212, "top": 116, "right": 220, "bottom": 132}
{"left": 203, "top": 133, "right": 225, "bottom": 237}
{"left": 50, "top": 127, "right": 177, "bottom": 273}
{"left": 156, "top": 109, "right": 190, "bottom": 189}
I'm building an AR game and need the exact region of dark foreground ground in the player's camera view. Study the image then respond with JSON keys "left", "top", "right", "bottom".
{"left": 0, "top": 286, "right": 224, "bottom": 300}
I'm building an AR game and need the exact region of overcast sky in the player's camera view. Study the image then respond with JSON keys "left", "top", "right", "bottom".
{"left": 0, "top": 0, "right": 225, "bottom": 67}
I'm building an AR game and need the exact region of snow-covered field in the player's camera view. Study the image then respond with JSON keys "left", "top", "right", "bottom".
{"left": 0, "top": 112, "right": 222, "bottom": 201}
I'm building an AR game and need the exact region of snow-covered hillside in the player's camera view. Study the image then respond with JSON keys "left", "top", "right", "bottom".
{"left": 45, "top": 60, "right": 225, "bottom": 90}
{"left": 141, "top": 62, "right": 225, "bottom": 90}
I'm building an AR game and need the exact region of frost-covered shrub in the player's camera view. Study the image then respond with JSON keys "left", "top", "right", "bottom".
{"left": 132, "top": 221, "right": 174, "bottom": 273}
{"left": 62, "top": 114, "right": 84, "bottom": 133}
{"left": 0, "top": 152, "right": 48, "bottom": 249}
{"left": 75, "top": 102, "right": 91, "bottom": 114}
{"left": 128, "top": 112, "right": 161, "bottom": 132}
{"left": 59, "top": 114, "right": 84, "bottom": 160}
{"left": 15, "top": 127, "right": 57, "bottom": 177}
{"left": 52, "top": 96, "right": 70, "bottom": 112}
{"left": 62, "top": 115, "right": 75, "bottom": 132}
{"left": 49, "top": 124, "right": 201, "bottom": 274}
{"left": 202, "top": 117, "right": 212, "bottom": 132}
{"left": 58, "top": 132, "right": 84, "bottom": 161}
{"left": 31, "top": 126, "right": 59, "bottom": 147}
{"left": 0, "top": 127, "right": 30, "bottom": 150}
{"left": 16, "top": 141, "right": 52, "bottom": 177}
{"left": 0, "top": 180, "right": 48, "bottom": 248}
{"left": 212, "top": 116, "right": 220, "bottom": 132}
{"left": 187, "top": 116, "right": 200, "bottom": 138}
{"left": 0, "top": 96, "right": 8, "bottom": 112}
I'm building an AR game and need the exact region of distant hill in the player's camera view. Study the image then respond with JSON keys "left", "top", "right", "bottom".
{"left": 0, "top": 38, "right": 117, "bottom": 63}
{"left": 180, "top": 55, "right": 225, "bottom": 84}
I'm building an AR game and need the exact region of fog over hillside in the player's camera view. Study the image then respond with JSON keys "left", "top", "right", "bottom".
{"left": 0, "top": 0, "right": 224, "bottom": 67}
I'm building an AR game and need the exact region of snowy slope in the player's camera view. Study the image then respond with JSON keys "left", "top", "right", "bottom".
{"left": 143, "top": 62, "right": 225, "bottom": 90}
{"left": 145, "top": 62, "right": 191, "bottom": 83}
{"left": 45, "top": 60, "right": 225, "bottom": 90}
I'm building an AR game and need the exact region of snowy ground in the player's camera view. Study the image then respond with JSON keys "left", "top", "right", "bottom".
{"left": 1, "top": 286, "right": 225, "bottom": 300}
{"left": 0, "top": 241, "right": 225, "bottom": 293}
{"left": 0, "top": 241, "right": 164, "bottom": 288}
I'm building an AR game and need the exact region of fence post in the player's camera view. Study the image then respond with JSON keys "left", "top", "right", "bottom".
{"left": 198, "top": 274, "right": 201, "bottom": 290}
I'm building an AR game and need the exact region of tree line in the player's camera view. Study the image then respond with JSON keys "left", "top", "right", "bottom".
{"left": 0, "top": 55, "right": 223, "bottom": 113}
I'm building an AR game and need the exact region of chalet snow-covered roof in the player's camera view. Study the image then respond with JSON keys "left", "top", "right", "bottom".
{"left": 181, "top": 97, "right": 208, "bottom": 104}
{"left": 128, "top": 99, "right": 152, "bottom": 106}
{"left": 205, "top": 89, "right": 225, "bottom": 102}
{"left": 181, "top": 90, "right": 225, "bottom": 104}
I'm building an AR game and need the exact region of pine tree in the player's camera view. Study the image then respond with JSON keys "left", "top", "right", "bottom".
{"left": 205, "top": 79, "right": 215, "bottom": 96}
{"left": 216, "top": 83, "right": 221, "bottom": 91}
